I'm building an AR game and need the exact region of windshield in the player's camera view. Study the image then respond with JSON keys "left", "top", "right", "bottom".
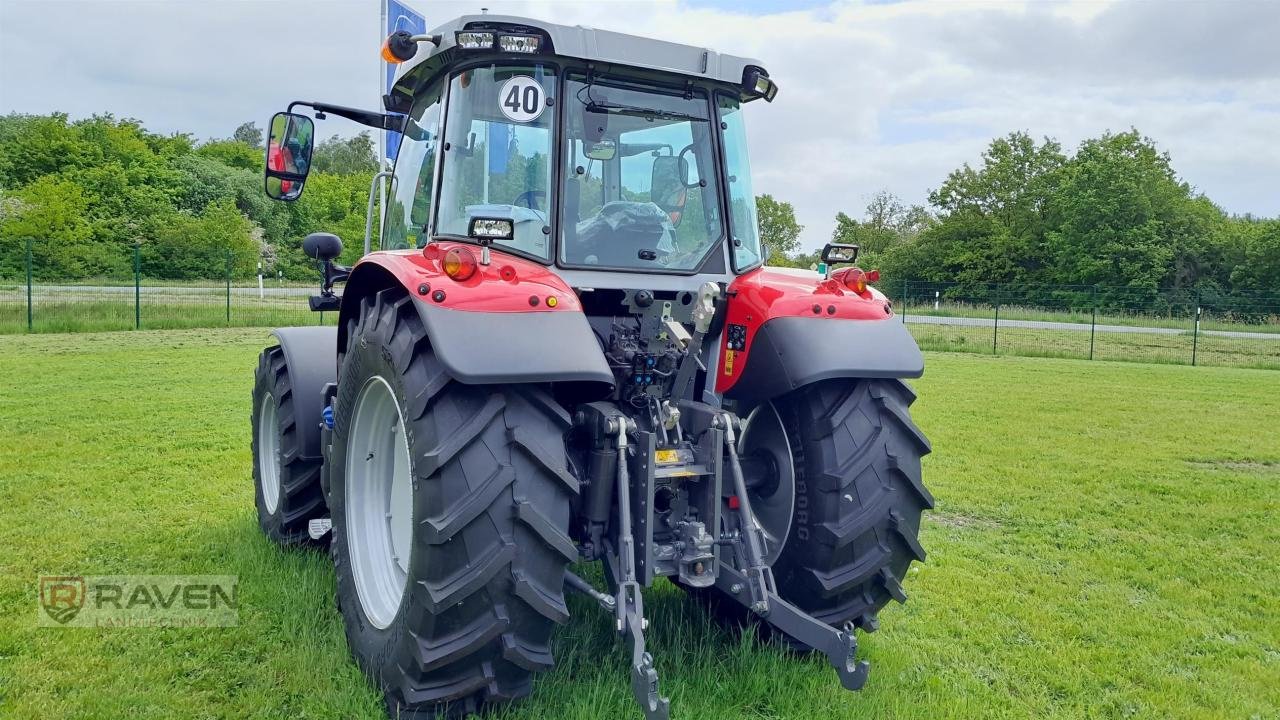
{"left": 560, "top": 74, "right": 724, "bottom": 271}
{"left": 435, "top": 64, "right": 556, "bottom": 259}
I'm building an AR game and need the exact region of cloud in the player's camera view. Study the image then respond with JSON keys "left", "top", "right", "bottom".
{"left": 2, "top": 0, "right": 1276, "bottom": 250}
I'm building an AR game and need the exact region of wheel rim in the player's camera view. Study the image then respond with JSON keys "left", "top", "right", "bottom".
{"left": 257, "top": 392, "right": 282, "bottom": 515}
{"left": 738, "top": 402, "right": 795, "bottom": 565}
{"left": 345, "top": 375, "right": 414, "bottom": 630}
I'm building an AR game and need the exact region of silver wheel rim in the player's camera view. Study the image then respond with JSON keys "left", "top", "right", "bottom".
{"left": 738, "top": 402, "right": 796, "bottom": 565}
{"left": 257, "top": 392, "right": 282, "bottom": 515}
{"left": 345, "top": 375, "right": 413, "bottom": 630}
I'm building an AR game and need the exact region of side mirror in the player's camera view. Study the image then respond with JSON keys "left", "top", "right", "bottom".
{"left": 303, "top": 232, "right": 343, "bottom": 262}
{"left": 265, "top": 112, "right": 314, "bottom": 201}
{"left": 651, "top": 155, "right": 690, "bottom": 227}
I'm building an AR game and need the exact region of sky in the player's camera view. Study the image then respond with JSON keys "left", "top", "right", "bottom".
{"left": 2, "top": 0, "right": 1278, "bottom": 251}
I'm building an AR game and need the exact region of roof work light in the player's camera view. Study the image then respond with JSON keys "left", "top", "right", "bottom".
{"left": 455, "top": 31, "right": 495, "bottom": 50}
{"left": 456, "top": 26, "right": 551, "bottom": 53}
{"left": 497, "top": 33, "right": 542, "bottom": 53}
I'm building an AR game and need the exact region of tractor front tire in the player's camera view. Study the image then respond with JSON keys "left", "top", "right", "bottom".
{"left": 329, "top": 289, "right": 577, "bottom": 718}
{"left": 770, "top": 378, "right": 933, "bottom": 634}
{"left": 251, "top": 345, "right": 327, "bottom": 546}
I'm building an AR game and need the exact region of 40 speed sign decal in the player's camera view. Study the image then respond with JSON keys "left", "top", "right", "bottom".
{"left": 498, "top": 76, "right": 546, "bottom": 123}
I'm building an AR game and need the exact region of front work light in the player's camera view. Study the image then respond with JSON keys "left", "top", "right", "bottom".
{"left": 498, "top": 33, "right": 542, "bottom": 53}
{"left": 468, "top": 217, "right": 514, "bottom": 241}
{"left": 456, "top": 31, "right": 495, "bottom": 50}
{"left": 821, "top": 242, "right": 859, "bottom": 265}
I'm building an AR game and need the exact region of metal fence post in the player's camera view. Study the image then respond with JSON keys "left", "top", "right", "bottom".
{"left": 1192, "top": 288, "right": 1201, "bottom": 367}
{"left": 1089, "top": 286, "right": 1097, "bottom": 361}
{"left": 992, "top": 299, "right": 999, "bottom": 354}
{"left": 25, "top": 237, "right": 33, "bottom": 332}
{"left": 225, "top": 249, "right": 232, "bottom": 324}
{"left": 901, "top": 279, "right": 908, "bottom": 324}
{"left": 133, "top": 244, "right": 141, "bottom": 329}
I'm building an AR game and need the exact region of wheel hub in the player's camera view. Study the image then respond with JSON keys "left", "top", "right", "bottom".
{"left": 345, "top": 375, "right": 414, "bottom": 630}
{"left": 737, "top": 403, "right": 795, "bottom": 565}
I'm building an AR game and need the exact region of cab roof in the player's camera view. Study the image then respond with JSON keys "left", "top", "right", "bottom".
{"left": 391, "top": 14, "right": 766, "bottom": 91}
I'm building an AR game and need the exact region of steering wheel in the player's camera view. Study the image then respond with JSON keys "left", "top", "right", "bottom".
{"left": 514, "top": 190, "right": 546, "bottom": 211}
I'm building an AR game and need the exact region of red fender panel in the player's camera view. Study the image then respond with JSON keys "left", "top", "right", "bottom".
{"left": 339, "top": 243, "right": 613, "bottom": 387}
{"left": 717, "top": 266, "right": 914, "bottom": 397}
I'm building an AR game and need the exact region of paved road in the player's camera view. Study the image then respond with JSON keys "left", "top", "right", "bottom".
{"left": 905, "top": 313, "right": 1280, "bottom": 341}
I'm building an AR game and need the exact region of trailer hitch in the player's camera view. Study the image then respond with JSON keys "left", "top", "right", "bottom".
{"left": 718, "top": 413, "right": 871, "bottom": 692}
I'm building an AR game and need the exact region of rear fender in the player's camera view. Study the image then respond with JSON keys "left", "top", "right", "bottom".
{"left": 717, "top": 266, "right": 922, "bottom": 404}
{"left": 269, "top": 326, "right": 338, "bottom": 463}
{"left": 339, "top": 244, "right": 614, "bottom": 389}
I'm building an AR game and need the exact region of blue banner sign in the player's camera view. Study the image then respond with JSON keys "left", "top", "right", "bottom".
{"left": 385, "top": 0, "right": 426, "bottom": 161}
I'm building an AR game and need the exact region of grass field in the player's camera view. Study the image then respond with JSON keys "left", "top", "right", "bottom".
{"left": 1, "top": 329, "right": 1277, "bottom": 719}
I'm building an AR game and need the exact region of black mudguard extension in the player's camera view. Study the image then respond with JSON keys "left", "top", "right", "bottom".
{"left": 270, "top": 326, "right": 338, "bottom": 464}
{"left": 412, "top": 299, "right": 615, "bottom": 387}
{"left": 726, "top": 317, "right": 924, "bottom": 405}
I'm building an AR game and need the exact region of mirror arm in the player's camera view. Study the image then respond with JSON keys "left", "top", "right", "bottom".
{"left": 308, "top": 261, "right": 351, "bottom": 312}
{"left": 325, "top": 263, "right": 352, "bottom": 293}
{"left": 287, "top": 100, "right": 407, "bottom": 132}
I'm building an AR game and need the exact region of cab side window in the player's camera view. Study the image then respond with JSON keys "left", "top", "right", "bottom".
{"left": 383, "top": 86, "right": 443, "bottom": 250}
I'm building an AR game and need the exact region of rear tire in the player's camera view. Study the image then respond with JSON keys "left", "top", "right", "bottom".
{"left": 330, "top": 289, "right": 578, "bottom": 718}
{"left": 690, "top": 378, "right": 932, "bottom": 643}
{"left": 770, "top": 378, "right": 933, "bottom": 634}
{"left": 251, "top": 345, "right": 327, "bottom": 546}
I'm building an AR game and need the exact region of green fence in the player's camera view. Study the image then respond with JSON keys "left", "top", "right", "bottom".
{"left": 896, "top": 281, "right": 1280, "bottom": 370}
{"left": 4, "top": 241, "right": 1280, "bottom": 371}
{"left": 0, "top": 240, "right": 333, "bottom": 334}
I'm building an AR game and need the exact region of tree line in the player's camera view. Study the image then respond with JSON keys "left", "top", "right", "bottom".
{"left": 2, "top": 113, "right": 1275, "bottom": 304}
{"left": 0, "top": 113, "right": 379, "bottom": 281}
{"left": 757, "top": 130, "right": 1279, "bottom": 305}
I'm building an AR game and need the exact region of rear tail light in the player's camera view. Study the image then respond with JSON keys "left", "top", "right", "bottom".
{"left": 442, "top": 247, "right": 477, "bottom": 281}
{"left": 841, "top": 268, "right": 867, "bottom": 294}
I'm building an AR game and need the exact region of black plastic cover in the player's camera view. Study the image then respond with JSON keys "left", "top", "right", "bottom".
{"left": 726, "top": 317, "right": 923, "bottom": 405}
{"left": 270, "top": 326, "right": 338, "bottom": 462}
{"left": 412, "top": 300, "right": 615, "bottom": 388}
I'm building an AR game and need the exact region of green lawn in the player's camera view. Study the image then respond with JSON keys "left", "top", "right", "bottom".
{"left": 0, "top": 329, "right": 1277, "bottom": 719}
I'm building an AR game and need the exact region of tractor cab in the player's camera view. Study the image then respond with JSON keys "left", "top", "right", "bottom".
{"left": 267, "top": 14, "right": 778, "bottom": 288}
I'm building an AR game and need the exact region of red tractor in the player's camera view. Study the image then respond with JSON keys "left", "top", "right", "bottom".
{"left": 254, "top": 14, "right": 931, "bottom": 720}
